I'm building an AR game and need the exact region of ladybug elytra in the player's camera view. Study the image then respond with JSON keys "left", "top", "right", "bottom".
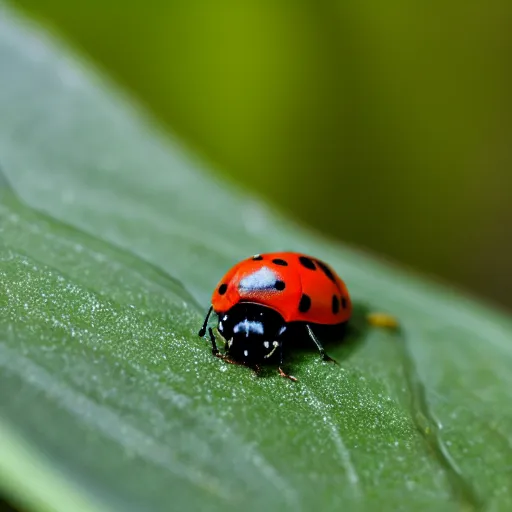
{"left": 198, "top": 252, "right": 352, "bottom": 381}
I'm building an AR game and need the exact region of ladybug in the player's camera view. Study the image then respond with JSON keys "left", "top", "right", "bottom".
{"left": 198, "top": 252, "right": 352, "bottom": 380}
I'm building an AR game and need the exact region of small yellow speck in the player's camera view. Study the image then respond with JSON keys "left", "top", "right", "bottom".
{"left": 367, "top": 312, "right": 400, "bottom": 330}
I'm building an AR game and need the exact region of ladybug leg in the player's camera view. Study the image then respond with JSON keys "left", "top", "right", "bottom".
{"left": 210, "top": 335, "right": 243, "bottom": 366}
{"left": 216, "top": 354, "right": 242, "bottom": 365}
{"left": 198, "top": 306, "right": 213, "bottom": 337}
{"left": 252, "top": 364, "right": 262, "bottom": 378}
{"left": 306, "top": 324, "right": 338, "bottom": 365}
{"left": 207, "top": 327, "right": 220, "bottom": 356}
{"left": 278, "top": 367, "right": 297, "bottom": 382}
{"left": 277, "top": 342, "right": 297, "bottom": 382}
{"left": 212, "top": 347, "right": 243, "bottom": 366}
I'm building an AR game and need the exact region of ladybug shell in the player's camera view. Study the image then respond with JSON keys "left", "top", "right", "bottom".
{"left": 211, "top": 252, "right": 352, "bottom": 325}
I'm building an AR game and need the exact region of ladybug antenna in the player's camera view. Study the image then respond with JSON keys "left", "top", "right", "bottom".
{"left": 198, "top": 306, "right": 213, "bottom": 337}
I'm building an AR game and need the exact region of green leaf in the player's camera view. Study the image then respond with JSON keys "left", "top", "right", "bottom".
{"left": 0, "top": 4, "right": 511, "bottom": 511}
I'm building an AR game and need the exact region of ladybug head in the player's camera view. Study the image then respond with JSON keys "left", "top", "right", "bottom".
{"left": 217, "top": 302, "right": 286, "bottom": 362}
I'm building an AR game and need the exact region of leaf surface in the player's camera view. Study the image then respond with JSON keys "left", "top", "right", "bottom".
{"left": 0, "top": 4, "right": 511, "bottom": 511}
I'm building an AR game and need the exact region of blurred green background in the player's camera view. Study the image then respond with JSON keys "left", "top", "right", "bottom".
{"left": 11, "top": 0, "right": 512, "bottom": 309}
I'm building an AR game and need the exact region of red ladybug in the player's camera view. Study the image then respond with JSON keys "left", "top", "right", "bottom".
{"left": 199, "top": 252, "right": 352, "bottom": 380}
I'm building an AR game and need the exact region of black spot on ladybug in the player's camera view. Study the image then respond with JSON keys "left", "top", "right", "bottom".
{"left": 275, "top": 280, "right": 286, "bottom": 291}
{"left": 316, "top": 260, "right": 336, "bottom": 283}
{"left": 341, "top": 296, "right": 347, "bottom": 309}
{"left": 332, "top": 295, "right": 340, "bottom": 314}
{"left": 299, "top": 256, "right": 316, "bottom": 270}
{"left": 272, "top": 258, "right": 288, "bottom": 266}
{"left": 252, "top": 254, "right": 263, "bottom": 260}
{"left": 218, "top": 283, "right": 228, "bottom": 295}
{"left": 299, "top": 294, "right": 311, "bottom": 313}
